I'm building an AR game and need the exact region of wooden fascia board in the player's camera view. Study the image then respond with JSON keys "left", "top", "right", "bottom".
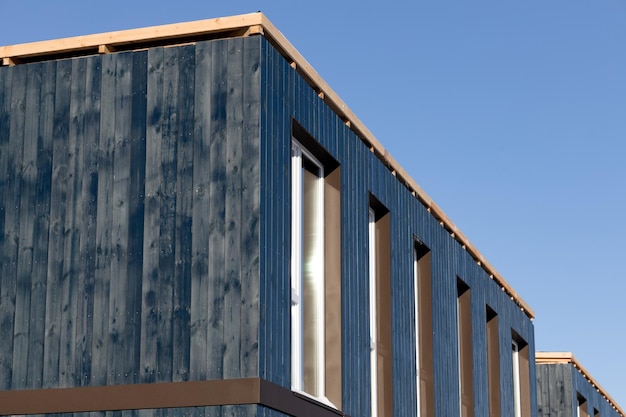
{"left": 536, "top": 352, "right": 625, "bottom": 416}
{"left": 0, "top": 12, "right": 534, "bottom": 319}
{"left": 0, "top": 13, "right": 264, "bottom": 61}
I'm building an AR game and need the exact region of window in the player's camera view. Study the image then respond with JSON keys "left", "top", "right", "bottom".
{"left": 486, "top": 307, "right": 500, "bottom": 417}
{"left": 577, "top": 394, "right": 589, "bottom": 417}
{"left": 511, "top": 332, "right": 531, "bottom": 417}
{"left": 593, "top": 408, "right": 600, "bottom": 417}
{"left": 457, "top": 279, "right": 473, "bottom": 417}
{"left": 369, "top": 197, "right": 392, "bottom": 417}
{"left": 414, "top": 241, "right": 434, "bottom": 417}
{"left": 290, "top": 132, "right": 341, "bottom": 408}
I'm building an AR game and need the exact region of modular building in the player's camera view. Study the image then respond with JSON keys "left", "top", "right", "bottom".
{"left": 0, "top": 13, "right": 537, "bottom": 417}
{"left": 536, "top": 353, "right": 624, "bottom": 417}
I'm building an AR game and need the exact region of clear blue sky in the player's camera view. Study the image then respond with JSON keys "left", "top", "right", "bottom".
{"left": 3, "top": 0, "right": 625, "bottom": 407}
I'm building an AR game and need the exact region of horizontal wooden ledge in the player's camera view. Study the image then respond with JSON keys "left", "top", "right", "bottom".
{"left": 0, "top": 377, "right": 347, "bottom": 417}
{"left": 0, "top": 13, "right": 264, "bottom": 63}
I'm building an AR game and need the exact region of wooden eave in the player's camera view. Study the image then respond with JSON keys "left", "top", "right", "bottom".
{"left": 0, "top": 12, "right": 534, "bottom": 319}
{"left": 536, "top": 352, "right": 624, "bottom": 415}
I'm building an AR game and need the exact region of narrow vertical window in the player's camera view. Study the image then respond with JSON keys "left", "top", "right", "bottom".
{"left": 290, "top": 129, "right": 342, "bottom": 409}
{"left": 577, "top": 394, "right": 589, "bottom": 417}
{"left": 512, "top": 332, "right": 531, "bottom": 417}
{"left": 414, "top": 241, "right": 434, "bottom": 417}
{"left": 369, "top": 197, "right": 392, "bottom": 417}
{"left": 486, "top": 307, "right": 500, "bottom": 417}
{"left": 593, "top": 408, "right": 600, "bottom": 417}
{"left": 512, "top": 340, "right": 521, "bottom": 417}
{"left": 291, "top": 140, "right": 325, "bottom": 398}
{"left": 457, "top": 279, "right": 473, "bottom": 417}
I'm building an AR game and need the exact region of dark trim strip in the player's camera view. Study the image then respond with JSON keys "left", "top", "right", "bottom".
{"left": 0, "top": 378, "right": 346, "bottom": 417}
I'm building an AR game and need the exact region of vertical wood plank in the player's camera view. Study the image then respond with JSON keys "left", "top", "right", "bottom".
{"left": 12, "top": 62, "right": 42, "bottom": 389}
{"left": 223, "top": 37, "right": 244, "bottom": 379}
{"left": 0, "top": 71, "right": 10, "bottom": 379}
{"left": 0, "top": 64, "right": 22, "bottom": 390}
{"left": 73, "top": 55, "right": 102, "bottom": 387}
{"left": 140, "top": 47, "right": 164, "bottom": 384}
{"left": 125, "top": 50, "right": 147, "bottom": 385}
{"left": 206, "top": 39, "right": 227, "bottom": 380}
{"left": 26, "top": 60, "right": 56, "bottom": 389}
{"left": 0, "top": 63, "right": 27, "bottom": 389}
{"left": 108, "top": 51, "right": 132, "bottom": 385}
{"left": 91, "top": 53, "right": 116, "bottom": 387}
{"left": 172, "top": 44, "right": 195, "bottom": 382}
{"left": 60, "top": 57, "right": 86, "bottom": 388}
{"left": 240, "top": 36, "right": 261, "bottom": 378}
{"left": 190, "top": 40, "right": 212, "bottom": 381}
{"left": 157, "top": 46, "right": 179, "bottom": 383}
{"left": 43, "top": 59, "right": 71, "bottom": 388}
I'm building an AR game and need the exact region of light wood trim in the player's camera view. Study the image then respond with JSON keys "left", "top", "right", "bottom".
{"left": 0, "top": 12, "right": 534, "bottom": 318}
{"left": 536, "top": 352, "right": 625, "bottom": 416}
{"left": 0, "top": 13, "right": 264, "bottom": 60}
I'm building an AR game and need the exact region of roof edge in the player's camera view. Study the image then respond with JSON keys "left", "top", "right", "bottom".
{"left": 0, "top": 12, "right": 534, "bottom": 319}
{"left": 536, "top": 352, "right": 624, "bottom": 416}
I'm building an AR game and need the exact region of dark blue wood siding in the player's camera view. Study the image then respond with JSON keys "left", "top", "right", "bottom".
{"left": 258, "top": 37, "right": 536, "bottom": 417}
{"left": 537, "top": 363, "right": 622, "bottom": 417}
{"left": 0, "top": 36, "right": 262, "bottom": 390}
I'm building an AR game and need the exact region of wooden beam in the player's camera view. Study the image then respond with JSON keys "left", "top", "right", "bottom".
{"left": 0, "top": 12, "right": 264, "bottom": 61}
{"left": 98, "top": 44, "right": 116, "bottom": 54}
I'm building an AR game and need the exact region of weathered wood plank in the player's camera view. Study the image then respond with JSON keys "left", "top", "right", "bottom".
{"left": 157, "top": 46, "right": 179, "bottom": 383}
{"left": 91, "top": 53, "right": 116, "bottom": 386}
{"left": 108, "top": 51, "right": 132, "bottom": 385}
{"left": 190, "top": 40, "right": 212, "bottom": 381}
{"left": 42, "top": 58, "right": 71, "bottom": 388}
{"left": 26, "top": 60, "right": 56, "bottom": 389}
{"left": 140, "top": 47, "right": 164, "bottom": 384}
{"left": 239, "top": 36, "right": 261, "bottom": 378}
{"left": 75, "top": 55, "right": 102, "bottom": 386}
{"left": 0, "top": 66, "right": 8, "bottom": 387}
{"left": 0, "top": 66, "right": 10, "bottom": 333}
{"left": 172, "top": 44, "right": 195, "bottom": 382}
{"left": 0, "top": 65, "right": 20, "bottom": 389}
{"left": 125, "top": 50, "right": 147, "bottom": 385}
{"left": 207, "top": 38, "right": 228, "bottom": 380}
{"left": 223, "top": 37, "right": 244, "bottom": 379}
{"left": 12, "top": 62, "right": 42, "bottom": 390}
{"left": 59, "top": 57, "right": 86, "bottom": 388}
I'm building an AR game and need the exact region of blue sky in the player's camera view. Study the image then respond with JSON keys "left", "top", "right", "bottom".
{"left": 3, "top": 0, "right": 626, "bottom": 407}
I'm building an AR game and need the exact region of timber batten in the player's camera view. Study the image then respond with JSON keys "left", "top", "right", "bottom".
{"left": 0, "top": 12, "right": 533, "bottom": 318}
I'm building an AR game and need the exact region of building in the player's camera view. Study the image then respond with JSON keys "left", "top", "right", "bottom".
{"left": 0, "top": 12, "right": 547, "bottom": 417}
{"left": 536, "top": 353, "right": 624, "bottom": 417}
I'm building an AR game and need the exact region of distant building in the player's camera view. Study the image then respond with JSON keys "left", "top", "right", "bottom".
{"left": 0, "top": 12, "right": 618, "bottom": 417}
{"left": 536, "top": 353, "right": 624, "bottom": 417}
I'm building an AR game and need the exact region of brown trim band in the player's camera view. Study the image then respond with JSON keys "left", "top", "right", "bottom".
{"left": 0, "top": 378, "right": 346, "bottom": 417}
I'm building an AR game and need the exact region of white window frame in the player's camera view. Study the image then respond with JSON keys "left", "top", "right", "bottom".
{"left": 512, "top": 340, "right": 521, "bottom": 417}
{"left": 291, "top": 139, "right": 326, "bottom": 400}
{"left": 414, "top": 248, "right": 421, "bottom": 417}
{"left": 369, "top": 208, "right": 378, "bottom": 417}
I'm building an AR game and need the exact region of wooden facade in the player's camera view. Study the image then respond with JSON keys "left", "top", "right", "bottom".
{"left": 2, "top": 12, "right": 609, "bottom": 417}
{"left": 536, "top": 353, "right": 624, "bottom": 417}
